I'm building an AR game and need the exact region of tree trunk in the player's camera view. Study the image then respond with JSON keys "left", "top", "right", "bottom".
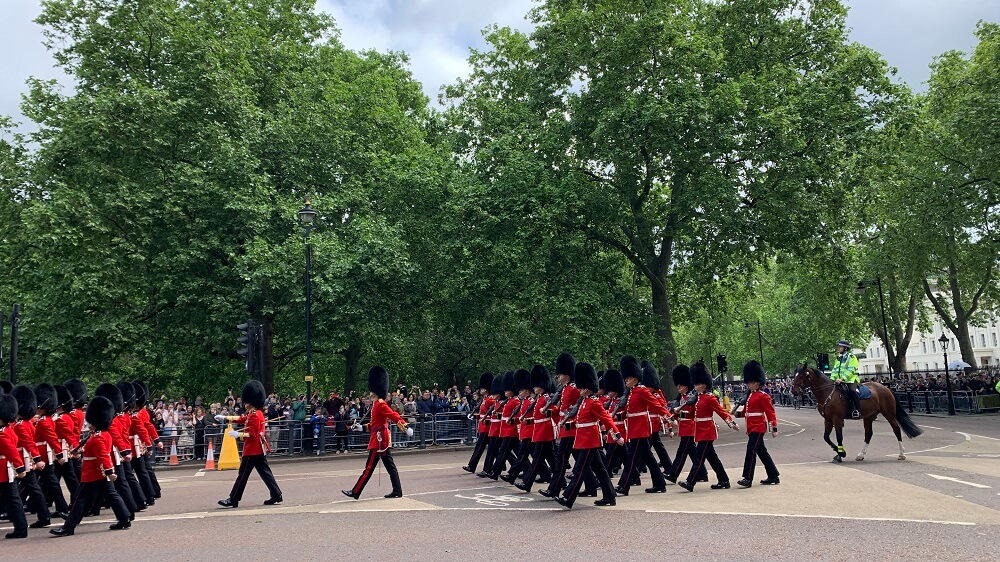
{"left": 260, "top": 315, "right": 276, "bottom": 394}
{"left": 342, "top": 341, "right": 363, "bottom": 394}
{"left": 650, "top": 239, "right": 677, "bottom": 394}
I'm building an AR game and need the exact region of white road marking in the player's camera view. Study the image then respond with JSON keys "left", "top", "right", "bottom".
{"left": 954, "top": 432, "right": 974, "bottom": 442}
{"left": 927, "top": 474, "right": 992, "bottom": 488}
{"left": 959, "top": 433, "right": 1000, "bottom": 442}
{"left": 193, "top": 470, "right": 205, "bottom": 477}
{"left": 644, "top": 509, "right": 975, "bottom": 526}
{"left": 919, "top": 425, "right": 943, "bottom": 430}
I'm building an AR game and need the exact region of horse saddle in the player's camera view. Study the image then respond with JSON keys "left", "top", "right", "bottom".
{"left": 857, "top": 385, "right": 872, "bottom": 400}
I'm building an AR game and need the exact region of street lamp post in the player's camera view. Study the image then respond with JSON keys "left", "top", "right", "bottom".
{"left": 298, "top": 199, "right": 317, "bottom": 402}
{"left": 744, "top": 320, "right": 764, "bottom": 370}
{"left": 857, "top": 276, "right": 893, "bottom": 379}
{"left": 938, "top": 333, "right": 956, "bottom": 416}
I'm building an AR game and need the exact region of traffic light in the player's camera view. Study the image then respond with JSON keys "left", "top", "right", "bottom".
{"left": 237, "top": 320, "right": 255, "bottom": 373}
{"left": 817, "top": 353, "right": 830, "bottom": 370}
{"left": 716, "top": 354, "right": 728, "bottom": 374}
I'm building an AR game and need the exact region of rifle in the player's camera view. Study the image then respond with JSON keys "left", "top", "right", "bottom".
{"left": 543, "top": 385, "right": 564, "bottom": 416}
{"left": 560, "top": 396, "right": 586, "bottom": 428}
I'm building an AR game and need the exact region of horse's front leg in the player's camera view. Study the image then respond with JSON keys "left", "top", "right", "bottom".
{"left": 835, "top": 422, "right": 846, "bottom": 460}
{"left": 823, "top": 419, "right": 842, "bottom": 463}
{"left": 857, "top": 418, "right": 873, "bottom": 461}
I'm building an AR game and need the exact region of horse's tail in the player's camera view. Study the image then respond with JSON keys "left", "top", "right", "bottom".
{"left": 893, "top": 394, "right": 923, "bottom": 439}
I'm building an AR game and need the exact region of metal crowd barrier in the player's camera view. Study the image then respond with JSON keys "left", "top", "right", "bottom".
{"left": 893, "top": 390, "right": 982, "bottom": 414}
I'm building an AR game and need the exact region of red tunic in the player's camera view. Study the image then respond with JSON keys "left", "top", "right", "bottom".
{"left": 80, "top": 431, "right": 115, "bottom": 483}
{"left": 570, "top": 397, "right": 618, "bottom": 449}
{"left": 744, "top": 390, "right": 777, "bottom": 434}
{"left": 476, "top": 396, "right": 494, "bottom": 434}
{"left": 518, "top": 396, "right": 535, "bottom": 440}
{"left": 648, "top": 388, "right": 670, "bottom": 432}
{"left": 138, "top": 408, "right": 159, "bottom": 442}
{"left": 487, "top": 399, "right": 505, "bottom": 438}
{"left": 366, "top": 399, "right": 403, "bottom": 452}
{"left": 499, "top": 397, "right": 520, "bottom": 438}
{"left": 674, "top": 392, "right": 697, "bottom": 438}
{"left": 34, "top": 416, "right": 62, "bottom": 462}
{"left": 130, "top": 412, "right": 152, "bottom": 448}
{"left": 236, "top": 408, "right": 268, "bottom": 456}
{"left": 604, "top": 396, "right": 626, "bottom": 443}
{"left": 12, "top": 420, "right": 42, "bottom": 466}
{"left": 0, "top": 426, "right": 26, "bottom": 483}
{"left": 110, "top": 413, "right": 134, "bottom": 458}
{"left": 531, "top": 393, "right": 556, "bottom": 443}
{"left": 557, "top": 384, "right": 581, "bottom": 439}
{"left": 55, "top": 413, "right": 80, "bottom": 459}
{"left": 71, "top": 409, "right": 85, "bottom": 441}
{"left": 693, "top": 393, "right": 735, "bottom": 442}
{"left": 623, "top": 385, "right": 668, "bottom": 440}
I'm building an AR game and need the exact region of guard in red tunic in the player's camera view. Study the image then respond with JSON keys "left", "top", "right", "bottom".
{"left": 501, "top": 369, "right": 536, "bottom": 484}
{"left": 63, "top": 379, "right": 88, "bottom": 486}
{"left": 462, "top": 372, "right": 496, "bottom": 473}
{"left": 664, "top": 365, "right": 707, "bottom": 484}
{"left": 94, "top": 383, "right": 143, "bottom": 516}
{"left": 601, "top": 369, "right": 627, "bottom": 475}
{"left": 1, "top": 393, "right": 28, "bottom": 539}
{"left": 678, "top": 361, "right": 739, "bottom": 492}
{"left": 555, "top": 362, "right": 623, "bottom": 509}
{"left": 341, "top": 366, "right": 412, "bottom": 499}
{"left": 49, "top": 396, "right": 132, "bottom": 536}
{"left": 615, "top": 356, "right": 670, "bottom": 496}
{"left": 514, "top": 365, "right": 556, "bottom": 492}
{"left": 217, "top": 380, "right": 283, "bottom": 508}
{"left": 11, "top": 385, "right": 52, "bottom": 529}
{"left": 737, "top": 361, "right": 779, "bottom": 487}
{"left": 33, "top": 383, "right": 70, "bottom": 517}
{"left": 642, "top": 360, "right": 674, "bottom": 471}
{"left": 486, "top": 370, "right": 522, "bottom": 479}
{"left": 132, "top": 381, "right": 162, "bottom": 499}
{"left": 541, "top": 353, "right": 597, "bottom": 498}
{"left": 54, "top": 385, "right": 81, "bottom": 503}
{"left": 477, "top": 375, "right": 504, "bottom": 477}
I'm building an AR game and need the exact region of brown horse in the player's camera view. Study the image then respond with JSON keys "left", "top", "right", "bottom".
{"left": 790, "top": 364, "right": 922, "bottom": 462}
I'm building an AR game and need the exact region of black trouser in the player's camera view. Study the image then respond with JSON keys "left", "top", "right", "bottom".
{"left": 229, "top": 454, "right": 282, "bottom": 503}
{"left": 545, "top": 437, "right": 574, "bottom": 494}
{"left": 194, "top": 430, "right": 206, "bottom": 460}
{"left": 618, "top": 437, "right": 665, "bottom": 490}
{"left": 335, "top": 431, "right": 348, "bottom": 452}
{"left": 489, "top": 436, "right": 518, "bottom": 476}
{"left": 667, "top": 436, "right": 707, "bottom": 482}
{"left": 506, "top": 438, "right": 533, "bottom": 480}
{"left": 113, "top": 463, "right": 137, "bottom": 516}
{"left": 144, "top": 453, "right": 161, "bottom": 497}
{"left": 685, "top": 440, "right": 729, "bottom": 487}
{"left": 38, "top": 464, "right": 68, "bottom": 513}
{"left": 481, "top": 434, "right": 500, "bottom": 473}
{"left": 742, "top": 432, "right": 779, "bottom": 481}
{"left": 465, "top": 432, "right": 488, "bottom": 471}
{"left": 61, "top": 480, "right": 129, "bottom": 532}
{"left": 519, "top": 441, "right": 555, "bottom": 491}
{"left": 131, "top": 455, "right": 156, "bottom": 502}
{"left": 604, "top": 441, "right": 625, "bottom": 474}
{"left": 649, "top": 432, "right": 672, "bottom": 469}
{"left": 846, "top": 383, "right": 861, "bottom": 414}
{"left": 562, "top": 448, "right": 614, "bottom": 507}
{"left": 17, "top": 470, "right": 51, "bottom": 524}
{"left": 350, "top": 449, "right": 400, "bottom": 497}
{"left": 122, "top": 458, "right": 146, "bottom": 508}
{"left": 1, "top": 481, "right": 27, "bottom": 534}
{"left": 55, "top": 459, "right": 80, "bottom": 505}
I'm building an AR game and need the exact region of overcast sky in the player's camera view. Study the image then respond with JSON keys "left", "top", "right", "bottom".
{"left": 2, "top": 0, "right": 999, "bottom": 132}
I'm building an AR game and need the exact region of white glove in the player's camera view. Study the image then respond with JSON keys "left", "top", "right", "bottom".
{"left": 227, "top": 430, "right": 239, "bottom": 439}
{"left": 352, "top": 423, "right": 363, "bottom": 432}
{"left": 405, "top": 427, "right": 414, "bottom": 437}
{"left": 215, "top": 414, "right": 226, "bottom": 422}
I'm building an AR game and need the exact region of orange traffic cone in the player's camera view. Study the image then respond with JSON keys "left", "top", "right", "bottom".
{"left": 168, "top": 442, "right": 179, "bottom": 465}
{"left": 205, "top": 440, "right": 216, "bottom": 470}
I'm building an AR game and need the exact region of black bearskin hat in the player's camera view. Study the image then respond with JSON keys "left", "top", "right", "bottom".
{"left": 132, "top": 380, "right": 149, "bottom": 408}
{"left": 0, "top": 394, "right": 17, "bottom": 424}
{"left": 620, "top": 355, "right": 642, "bottom": 382}
{"left": 603, "top": 369, "right": 625, "bottom": 396}
{"left": 95, "top": 383, "right": 124, "bottom": 414}
{"left": 530, "top": 364, "right": 551, "bottom": 391}
{"left": 489, "top": 375, "right": 503, "bottom": 396}
{"left": 641, "top": 360, "right": 660, "bottom": 390}
{"left": 478, "top": 372, "right": 494, "bottom": 391}
{"left": 690, "top": 361, "right": 713, "bottom": 390}
{"left": 575, "top": 362, "right": 599, "bottom": 393}
{"left": 556, "top": 353, "right": 576, "bottom": 380}
{"left": 64, "top": 379, "right": 88, "bottom": 408}
{"left": 242, "top": 380, "right": 267, "bottom": 409}
{"left": 671, "top": 364, "right": 692, "bottom": 389}
{"left": 12, "top": 385, "right": 36, "bottom": 419}
{"left": 117, "top": 381, "right": 136, "bottom": 410}
{"left": 743, "top": 360, "right": 766, "bottom": 385}
{"left": 514, "top": 369, "right": 531, "bottom": 392}
{"left": 501, "top": 371, "right": 516, "bottom": 394}
{"left": 0, "top": 380, "right": 12, "bottom": 394}
{"left": 56, "top": 385, "right": 73, "bottom": 412}
{"left": 86, "top": 396, "right": 115, "bottom": 431}
{"left": 35, "top": 383, "right": 58, "bottom": 415}
{"left": 367, "top": 367, "right": 389, "bottom": 400}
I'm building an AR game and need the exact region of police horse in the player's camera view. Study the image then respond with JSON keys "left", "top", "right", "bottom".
{"left": 790, "top": 364, "right": 922, "bottom": 462}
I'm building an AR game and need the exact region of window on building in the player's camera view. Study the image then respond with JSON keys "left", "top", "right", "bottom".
{"left": 981, "top": 357, "right": 990, "bottom": 366}
{"left": 993, "top": 333, "right": 997, "bottom": 347}
{"left": 933, "top": 362, "right": 938, "bottom": 369}
{"left": 981, "top": 334, "right": 987, "bottom": 347}
{"left": 952, "top": 338, "right": 956, "bottom": 349}
{"left": 932, "top": 341, "right": 937, "bottom": 353}
{"left": 922, "top": 342, "right": 927, "bottom": 354}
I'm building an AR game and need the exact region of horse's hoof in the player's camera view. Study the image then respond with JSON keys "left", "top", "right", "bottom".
{"left": 897, "top": 455, "right": 906, "bottom": 460}
{"left": 831, "top": 456, "right": 842, "bottom": 463}
{"left": 838, "top": 451, "right": 847, "bottom": 458}
{"left": 856, "top": 456, "right": 864, "bottom": 461}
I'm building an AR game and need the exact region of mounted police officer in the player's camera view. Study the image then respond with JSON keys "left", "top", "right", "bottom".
{"left": 830, "top": 339, "right": 861, "bottom": 418}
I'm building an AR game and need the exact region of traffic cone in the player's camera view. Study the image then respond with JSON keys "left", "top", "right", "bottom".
{"left": 218, "top": 423, "right": 241, "bottom": 470}
{"left": 205, "top": 440, "right": 216, "bottom": 470}
{"left": 168, "top": 442, "right": 179, "bottom": 465}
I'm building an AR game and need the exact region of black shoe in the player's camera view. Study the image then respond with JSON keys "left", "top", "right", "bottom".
{"left": 664, "top": 475, "right": 677, "bottom": 484}
{"left": 500, "top": 474, "right": 516, "bottom": 484}
{"left": 153, "top": 493, "right": 161, "bottom": 499}
{"left": 737, "top": 479, "right": 752, "bottom": 488}
{"left": 579, "top": 490, "right": 597, "bottom": 497}
{"left": 538, "top": 489, "right": 555, "bottom": 498}
{"left": 678, "top": 481, "right": 694, "bottom": 492}
{"left": 486, "top": 472, "right": 499, "bottom": 481}
{"left": 341, "top": 489, "right": 358, "bottom": 500}
{"left": 146, "top": 499, "right": 155, "bottom": 506}
{"left": 645, "top": 487, "right": 666, "bottom": 493}
{"left": 514, "top": 482, "right": 531, "bottom": 493}
{"left": 710, "top": 482, "right": 731, "bottom": 489}
{"left": 49, "top": 527, "right": 73, "bottom": 537}
{"left": 384, "top": 491, "right": 403, "bottom": 498}
{"left": 5, "top": 531, "right": 27, "bottom": 539}
{"left": 461, "top": 465, "right": 474, "bottom": 473}
{"left": 760, "top": 477, "right": 780, "bottom": 485}
{"left": 554, "top": 496, "right": 572, "bottom": 509}
{"left": 475, "top": 471, "right": 490, "bottom": 478}
{"left": 109, "top": 520, "right": 131, "bottom": 530}
{"left": 594, "top": 498, "right": 616, "bottom": 506}
{"left": 218, "top": 498, "right": 238, "bottom": 508}
{"left": 614, "top": 486, "right": 629, "bottom": 497}
{"left": 697, "top": 475, "right": 709, "bottom": 482}
{"left": 263, "top": 496, "right": 283, "bottom": 505}
{"left": 29, "top": 520, "right": 51, "bottom": 529}
{"left": 134, "top": 505, "right": 146, "bottom": 512}
{"left": 54, "top": 511, "right": 69, "bottom": 520}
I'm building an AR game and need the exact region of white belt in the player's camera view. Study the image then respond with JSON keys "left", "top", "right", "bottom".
{"left": 695, "top": 417, "right": 713, "bottom": 422}
{"left": 745, "top": 412, "right": 765, "bottom": 417}
{"left": 82, "top": 456, "right": 97, "bottom": 461}
{"left": 501, "top": 417, "right": 511, "bottom": 422}
{"left": 626, "top": 411, "right": 649, "bottom": 417}
{"left": 576, "top": 421, "right": 600, "bottom": 428}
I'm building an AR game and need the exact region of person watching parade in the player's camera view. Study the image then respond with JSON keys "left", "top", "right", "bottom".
{"left": 830, "top": 339, "right": 861, "bottom": 418}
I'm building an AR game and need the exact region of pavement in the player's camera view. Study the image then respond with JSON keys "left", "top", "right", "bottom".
{"left": 3, "top": 407, "right": 998, "bottom": 561}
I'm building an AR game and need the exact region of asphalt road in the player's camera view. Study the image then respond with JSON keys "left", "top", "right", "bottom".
{"left": 3, "top": 407, "right": 998, "bottom": 561}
